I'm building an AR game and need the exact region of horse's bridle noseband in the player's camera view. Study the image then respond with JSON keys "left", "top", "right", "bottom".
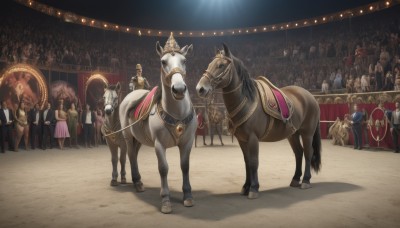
{"left": 202, "top": 55, "right": 243, "bottom": 95}
{"left": 161, "top": 66, "right": 187, "bottom": 87}
{"left": 104, "top": 90, "right": 118, "bottom": 111}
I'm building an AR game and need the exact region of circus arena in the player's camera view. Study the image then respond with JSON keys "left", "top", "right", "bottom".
{"left": 1, "top": 0, "right": 400, "bottom": 227}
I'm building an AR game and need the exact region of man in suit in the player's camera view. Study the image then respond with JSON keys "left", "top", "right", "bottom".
{"left": 0, "top": 100, "right": 15, "bottom": 152}
{"left": 28, "top": 103, "right": 42, "bottom": 149}
{"left": 41, "top": 102, "right": 56, "bottom": 150}
{"left": 351, "top": 104, "right": 363, "bottom": 150}
{"left": 390, "top": 101, "right": 400, "bottom": 153}
{"left": 81, "top": 104, "right": 95, "bottom": 148}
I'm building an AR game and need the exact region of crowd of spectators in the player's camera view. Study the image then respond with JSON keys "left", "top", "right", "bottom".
{"left": 0, "top": 3, "right": 399, "bottom": 98}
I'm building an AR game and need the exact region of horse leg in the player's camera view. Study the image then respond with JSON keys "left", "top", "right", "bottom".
{"left": 217, "top": 124, "right": 224, "bottom": 146}
{"left": 155, "top": 140, "right": 171, "bottom": 213}
{"left": 119, "top": 142, "right": 127, "bottom": 184}
{"left": 179, "top": 141, "right": 194, "bottom": 207}
{"left": 287, "top": 132, "right": 303, "bottom": 187}
{"left": 126, "top": 137, "right": 144, "bottom": 192}
{"left": 110, "top": 143, "right": 119, "bottom": 186}
{"left": 238, "top": 135, "right": 259, "bottom": 199}
{"left": 210, "top": 124, "right": 214, "bottom": 146}
{"left": 238, "top": 140, "right": 250, "bottom": 196}
{"left": 194, "top": 134, "right": 197, "bottom": 147}
{"left": 300, "top": 135, "right": 313, "bottom": 189}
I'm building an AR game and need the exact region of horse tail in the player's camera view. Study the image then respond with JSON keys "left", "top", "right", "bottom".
{"left": 311, "top": 121, "right": 322, "bottom": 173}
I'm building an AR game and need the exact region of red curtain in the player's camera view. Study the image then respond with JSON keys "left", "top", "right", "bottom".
{"left": 319, "top": 104, "right": 349, "bottom": 139}
{"left": 319, "top": 103, "right": 395, "bottom": 149}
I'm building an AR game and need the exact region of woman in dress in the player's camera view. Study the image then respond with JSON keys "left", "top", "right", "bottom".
{"left": 67, "top": 103, "right": 79, "bottom": 148}
{"left": 54, "top": 103, "right": 70, "bottom": 150}
{"left": 14, "top": 100, "right": 29, "bottom": 151}
{"left": 95, "top": 108, "right": 104, "bottom": 147}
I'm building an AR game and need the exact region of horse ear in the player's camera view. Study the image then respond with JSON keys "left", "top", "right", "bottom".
{"left": 116, "top": 82, "right": 121, "bottom": 93}
{"left": 156, "top": 41, "right": 163, "bottom": 57}
{"left": 180, "top": 44, "right": 193, "bottom": 57}
{"left": 222, "top": 43, "right": 231, "bottom": 58}
{"left": 214, "top": 47, "right": 219, "bottom": 55}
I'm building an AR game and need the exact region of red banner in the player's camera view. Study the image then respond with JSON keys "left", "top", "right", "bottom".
{"left": 319, "top": 103, "right": 395, "bottom": 149}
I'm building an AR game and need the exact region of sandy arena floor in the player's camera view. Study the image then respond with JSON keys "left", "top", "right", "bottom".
{"left": 0, "top": 136, "right": 399, "bottom": 228}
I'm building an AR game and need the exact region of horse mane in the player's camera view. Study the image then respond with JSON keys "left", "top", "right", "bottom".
{"left": 231, "top": 55, "right": 256, "bottom": 101}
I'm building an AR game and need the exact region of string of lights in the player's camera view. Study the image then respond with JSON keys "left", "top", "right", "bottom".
{"left": 15, "top": 0, "right": 399, "bottom": 38}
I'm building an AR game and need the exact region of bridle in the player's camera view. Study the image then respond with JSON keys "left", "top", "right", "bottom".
{"left": 160, "top": 52, "right": 187, "bottom": 87}
{"left": 202, "top": 54, "right": 242, "bottom": 94}
{"left": 104, "top": 89, "right": 118, "bottom": 111}
{"left": 161, "top": 66, "right": 187, "bottom": 87}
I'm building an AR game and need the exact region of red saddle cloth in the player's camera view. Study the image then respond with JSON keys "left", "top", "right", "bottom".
{"left": 133, "top": 86, "right": 158, "bottom": 120}
{"left": 255, "top": 77, "right": 293, "bottom": 121}
{"left": 271, "top": 87, "right": 290, "bottom": 118}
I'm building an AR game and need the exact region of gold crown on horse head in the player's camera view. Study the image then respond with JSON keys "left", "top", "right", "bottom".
{"left": 162, "top": 33, "right": 181, "bottom": 55}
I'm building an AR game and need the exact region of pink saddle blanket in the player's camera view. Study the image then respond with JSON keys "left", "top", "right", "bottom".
{"left": 133, "top": 86, "right": 158, "bottom": 120}
{"left": 271, "top": 87, "right": 289, "bottom": 118}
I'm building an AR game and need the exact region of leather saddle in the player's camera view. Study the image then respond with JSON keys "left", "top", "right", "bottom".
{"left": 131, "top": 86, "right": 158, "bottom": 121}
{"left": 255, "top": 76, "right": 294, "bottom": 122}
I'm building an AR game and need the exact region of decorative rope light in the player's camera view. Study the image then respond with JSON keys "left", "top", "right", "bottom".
{"left": 15, "top": 0, "right": 398, "bottom": 37}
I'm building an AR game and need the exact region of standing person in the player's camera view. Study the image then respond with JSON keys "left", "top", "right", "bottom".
{"left": 390, "top": 101, "right": 400, "bottom": 153}
{"left": 195, "top": 108, "right": 207, "bottom": 147}
{"left": 81, "top": 104, "right": 95, "bottom": 148}
{"left": 130, "top": 64, "right": 150, "bottom": 91}
{"left": 28, "top": 103, "right": 41, "bottom": 149}
{"left": 41, "top": 102, "right": 55, "bottom": 150}
{"left": 321, "top": 80, "right": 329, "bottom": 94}
{"left": 54, "top": 103, "right": 69, "bottom": 150}
{"left": 0, "top": 100, "right": 15, "bottom": 152}
{"left": 94, "top": 108, "right": 104, "bottom": 147}
{"left": 361, "top": 108, "right": 369, "bottom": 147}
{"left": 375, "top": 60, "right": 384, "bottom": 91}
{"left": 67, "top": 103, "right": 79, "bottom": 148}
{"left": 351, "top": 104, "right": 363, "bottom": 150}
{"left": 14, "top": 100, "right": 29, "bottom": 151}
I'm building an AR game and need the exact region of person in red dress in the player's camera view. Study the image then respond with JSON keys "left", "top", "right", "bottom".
{"left": 195, "top": 108, "right": 207, "bottom": 147}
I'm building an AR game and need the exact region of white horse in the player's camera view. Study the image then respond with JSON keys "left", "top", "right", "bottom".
{"left": 101, "top": 83, "right": 127, "bottom": 186}
{"left": 119, "top": 34, "right": 196, "bottom": 214}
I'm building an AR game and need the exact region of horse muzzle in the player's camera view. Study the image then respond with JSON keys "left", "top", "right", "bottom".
{"left": 196, "top": 78, "right": 212, "bottom": 98}
{"left": 170, "top": 74, "right": 187, "bottom": 100}
{"left": 104, "top": 105, "right": 113, "bottom": 115}
{"left": 171, "top": 83, "right": 186, "bottom": 100}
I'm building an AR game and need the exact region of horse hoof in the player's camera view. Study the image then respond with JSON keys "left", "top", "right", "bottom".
{"left": 290, "top": 179, "right": 301, "bottom": 188}
{"left": 240, "top": 187, "right": 249, "bottom": 195}
{"left": 110, "top": 180, "right": 119, "bottom": 186}
{"left": 248, "top": 191, "right": 259, "bottom": 199}
{"left": 121, "top": 178, "right": 127, "bottom": 184}
{"left": 184, "top": 198, "right": 195, "bottom": 207}
{"left": 300, "top": 183, "right": 312, "bottom": 189}
{"left": 161, "top": 201, "right": 172, "bottom": 214}
{"left": 134, "top": 182, "right": 145, "bottom": 192}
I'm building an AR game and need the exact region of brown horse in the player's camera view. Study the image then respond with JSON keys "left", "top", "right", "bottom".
{"left": 196, "top": 44, "right": 321, "bottom": 199}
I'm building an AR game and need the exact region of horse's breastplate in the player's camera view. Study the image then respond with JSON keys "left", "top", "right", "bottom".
{"left": 157, "top": 103, "right": 195, "bottom": 144}
{"left": 101, "top": 122, "right": 123, "bottom": 145}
